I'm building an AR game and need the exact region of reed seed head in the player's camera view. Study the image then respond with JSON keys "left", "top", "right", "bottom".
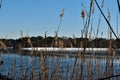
{"left": 73, "top": 35, "right": 76, "bottom": 45}
{"left": 81, "top": 9, "right": 85, "bottom": 19}
{"left": 101, "top": 0, "right": 104, "bottom": 8}
{"left": 107, "top": 8, "right": 110, "bottom": 22}
{"left": 90, "top": 0, "right": 95, "bottom": 14}
{"left": 27, "top": 37, "right": 33, "bottom": 47}
{"left": 0, "top": 41, "right": 7, "bottom": 50}
{"left": 90, "top": 0, "right": 94, "bottom": 8}
{"left": 92, "top": 6, "right": 94, "bottom": 14}
{"left": 60, "top": 8, "right": 64, "bottom": 19}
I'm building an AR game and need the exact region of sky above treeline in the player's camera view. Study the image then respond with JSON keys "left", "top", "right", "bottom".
{"left": 0, "top": 0, "right": 119, "bottom": 39}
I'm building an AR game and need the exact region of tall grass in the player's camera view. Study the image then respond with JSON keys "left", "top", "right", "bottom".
{"left": 0, "top": 0, "right": 120, "bottom": 80}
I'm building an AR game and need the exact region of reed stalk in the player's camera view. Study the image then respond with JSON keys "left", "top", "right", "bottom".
{"left": 27, "top": 36, "right": 33, "bottom": 54}
{"left": 96, "top": 60, "right": 101, "bottom": 79}
{"left": 19, "top": 31, "right": 24, "bottom": 80}
{"left": 71, "top": 52, "right": 78, "bottom": 80}
{"left": 73, "top": 35, "right": 76, "bottom": 47}
{"left": 51, "top": 8, "right": 64, "bottom": 47}
{"left": 110, "top": 45, "right": 116, "bottom": 78}
{"left": 50, "top": 56, "right": 60, "bottom": 80}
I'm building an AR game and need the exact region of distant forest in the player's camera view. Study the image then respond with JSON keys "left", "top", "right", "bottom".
{"left": 1, "top": 36, "right": 120, "bottom": 49}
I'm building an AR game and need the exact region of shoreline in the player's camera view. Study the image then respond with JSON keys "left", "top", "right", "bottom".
{"left": 23, "top": 47, "right": 120, "bottom": 53}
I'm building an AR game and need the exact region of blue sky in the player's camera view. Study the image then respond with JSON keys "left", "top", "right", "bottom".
{"left": 0, "top": 0, "right": 119, "bottom": 39}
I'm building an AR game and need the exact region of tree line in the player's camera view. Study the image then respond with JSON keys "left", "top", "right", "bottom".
{"left": 0, "top": 36, "right": 120, "bottom": 49}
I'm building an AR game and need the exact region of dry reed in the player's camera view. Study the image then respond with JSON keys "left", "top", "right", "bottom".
{"left": 0, "top": 0, "right": 120, "bottom": 80}
{"left": 101, "top": 0, "right": 104, "bottom": 8}
{"left": 73, "top": 34, "right": 76, "bottom": 46}
{"left": 0, "top": 41, "right": 7, "bottom": 50}
{"left": 27, "top": 36, "right": 33, "bottom": 54}
{"left": 40, "top": 50, "right": 44, "bottom": 71}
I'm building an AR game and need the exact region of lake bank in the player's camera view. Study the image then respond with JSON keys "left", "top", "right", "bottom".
{"left": 1, "top": 47, "right": 120, "bottom": 57}
{"left": 22, "top": 47, "right": 120, "bottom": 56}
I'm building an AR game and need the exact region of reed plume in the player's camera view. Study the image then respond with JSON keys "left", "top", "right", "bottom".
{"left": 91, "top": 0, "right": 95, "bottom": 14}
{"left": 101, "top": 0, "right": 104, "bottom": 8}
{"left": 81, "top": 9, "right": 85, "bottom": 19}
{"left": 92, "top": 5, "right": 94, "bottom": 14}
{"left": 81, "top": 4, "right": 85, "bottom": 27}
{"left": 44, "top": 31, "right": 47, "bottom": 47}
{"left": 0, "top": 41, "right": 7, "bottom": 50}
{"left": 107, "top": 8, "right": 110, "bottom": 22}
{"left": 52, "top": 8, "right": 64, "bottom": 47}
{"left": 57, "top": 8, "right": 64, "bottom": 33}
{"left": 73, "top": 34, "right": 76, "bottom": 45}
{"left": 91, "top": 0, "right": 94, "bottom": 8}
{"left": 54, "top": 31, "right": 58, "bottom": 47}
{"left": 59, "top": 39, "right": 64, "bottom": 48}
{"left": 60, "top": 8, "right": 64, "bottom": 20}
{"left": 27, "top": 36, "right": 33, "bottom": 54}
{"left": 27, "top": 37, "right": 33, "bottom": 48}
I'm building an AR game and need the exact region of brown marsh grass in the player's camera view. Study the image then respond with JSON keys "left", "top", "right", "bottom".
{"left": 0, "top": 0, "right": 120, "bottom": 80}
